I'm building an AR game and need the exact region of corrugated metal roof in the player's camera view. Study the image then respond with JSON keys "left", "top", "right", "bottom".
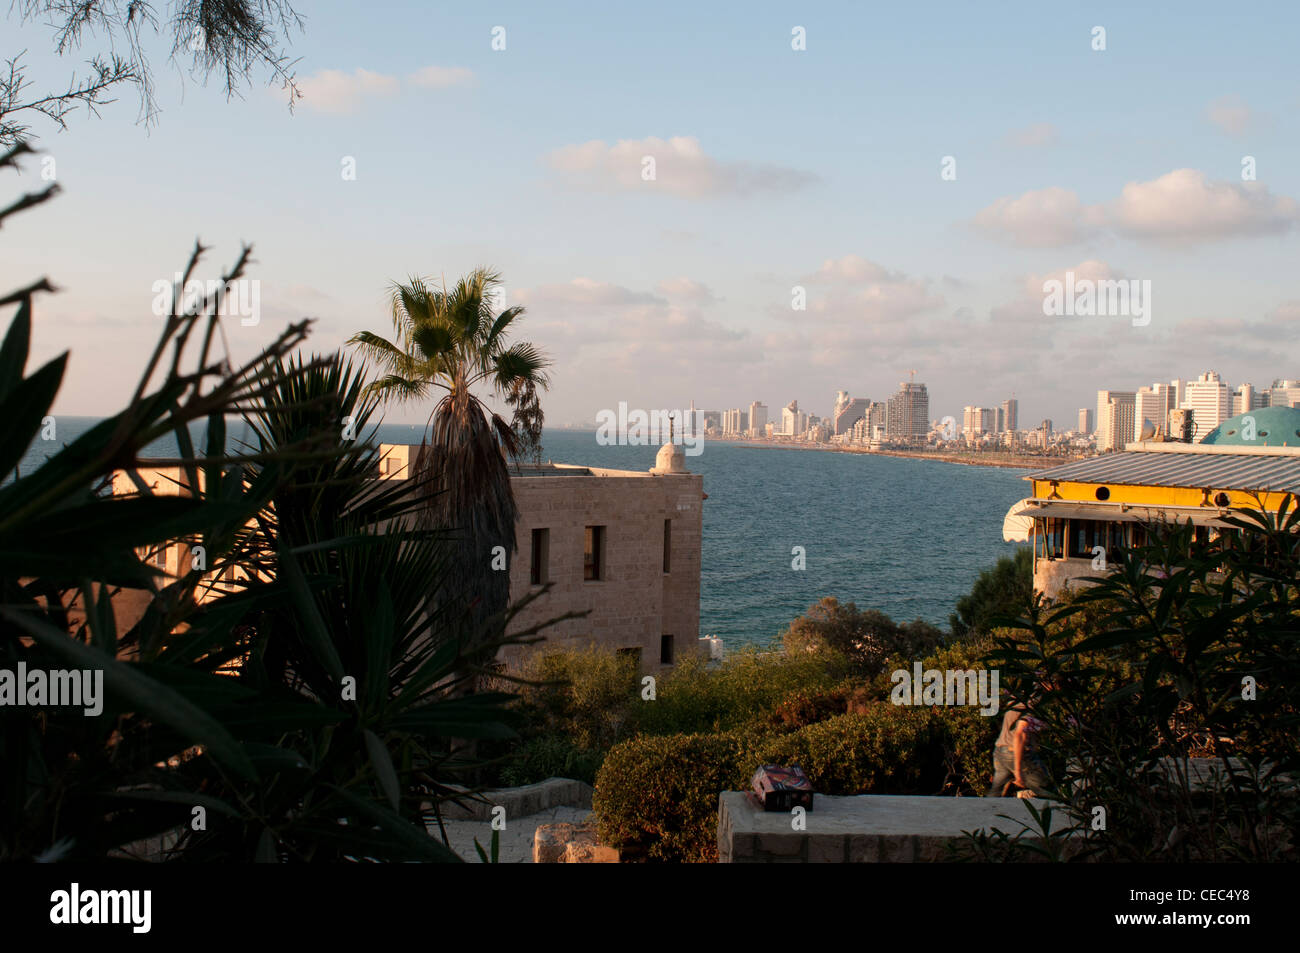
{"left": 1026, "top": 451, "right": 1300, "bottom": 493}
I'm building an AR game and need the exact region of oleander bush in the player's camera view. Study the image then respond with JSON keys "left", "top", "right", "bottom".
{"left": 974, "top": 509, "right": 1300, "bottom": 861}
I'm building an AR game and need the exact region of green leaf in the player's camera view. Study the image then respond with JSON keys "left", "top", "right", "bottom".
{"left": 0, "top": 353, "right": 66, "bottom": 480}
{"left": 0, "top": 299, "right": 32, "bottom": 405}
{"left": 324, "top": 785, "right": 463, "bottom": 862}
{"left": 277, "top": 546, "right": 345, "bottom": 683}
{"left": 364, "top": 729, "right": 401, "bottom": 812}
{"left": 0, "top": 607, "right": 256, "bottom": 780}
{"left": 101, "top": 790, "right": 243, "bottom": 820}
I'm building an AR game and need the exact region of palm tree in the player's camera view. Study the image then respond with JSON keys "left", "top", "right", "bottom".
{"left": 347, "top": 268, "right": 550, "bottom": 647}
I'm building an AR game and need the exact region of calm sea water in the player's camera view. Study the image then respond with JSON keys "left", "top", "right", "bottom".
{"left": 20, "top": 420, "right": 1031, "bottom": 648}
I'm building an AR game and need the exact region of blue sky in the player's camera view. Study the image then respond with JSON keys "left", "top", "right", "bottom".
{"left": 6, "top": 1, "right": 1298, "bottom": 429}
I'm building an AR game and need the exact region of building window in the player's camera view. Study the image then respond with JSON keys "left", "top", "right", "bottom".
{"left": 662, "top": 519, "right": 672, "bottom": 574}
{"left": 660, "top": 634, "right": 674, "bottom": 665}
{"left": 530, "top": 528, "right": 549, "bottom": 585}
{"left": 1070, "top": 519, "right": 1107, "bottom": 559}
{"left": 584, "top": 525, "right": 605, "bottom": 581}
{"left": 1036, "top": 518, "right": 1064, "bottom": 559}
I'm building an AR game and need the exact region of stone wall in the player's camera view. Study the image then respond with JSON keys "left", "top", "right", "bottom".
{"left": 717, "top": 791, "right": 1079, "bottom": 863}
{"left": 502, "top": 466, "right": 703, "bottom": 673}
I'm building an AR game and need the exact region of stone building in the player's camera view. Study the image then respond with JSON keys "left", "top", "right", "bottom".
{"left": 378, "top": 438, "right": 704, "bottom": 673}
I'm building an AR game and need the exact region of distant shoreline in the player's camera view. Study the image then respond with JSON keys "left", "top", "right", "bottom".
{"left": 721, "top": 440, "right": 1080, "bottom": 470}
{"left": 541, "top": 429, "right": 1079, "bottom": 471}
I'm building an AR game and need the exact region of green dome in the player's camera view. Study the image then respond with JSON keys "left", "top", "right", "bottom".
{"left": 1201, "top": 406, "right": 1300, "bottom": 446}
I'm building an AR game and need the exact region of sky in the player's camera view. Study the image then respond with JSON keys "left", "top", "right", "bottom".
{"left": 5, "top": 1, "right": 1299, "bottom": 430}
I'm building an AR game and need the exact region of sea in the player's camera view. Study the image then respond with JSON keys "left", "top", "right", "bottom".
{"left": 19, "top": 419, "right": 1032, "bottom": 650}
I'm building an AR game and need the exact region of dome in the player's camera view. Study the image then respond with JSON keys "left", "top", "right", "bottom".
{"left": 650, "top": 440, "right": 688, "bottom": 475}
{"left": 1201, "top": 406, "right": 1300, "bottom": 447}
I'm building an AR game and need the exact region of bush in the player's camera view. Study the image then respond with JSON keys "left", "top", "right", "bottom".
{"left": 984, "top": 511, "right": 1300, "bottom": 861}
{"left": 513, "top": 645, "right": 640, "bottom": 750}
{"left": 595, "top": 698, "right": 998, "bottom": 862}
{"left": 751, "top": 706, "right": 947, "bottom": 795}
{"left": 630, "top": 647, "right": 846, "bottom": 737}
{"left": 762, "top": 685, "right": 851, "bottom": 731}
{"left": 783, "top": 596, "right": 944, "bottom": 677}
{"left": 949, "top": 546, "right": 1032, "bottom": 639}
{"left": 594, "top": 731, "right": 753, "bottom": 863}
{"left": 498, "top": 734, "right": 604, "bottom": 787}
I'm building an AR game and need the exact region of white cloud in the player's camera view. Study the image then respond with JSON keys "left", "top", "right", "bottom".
{"left": 544, "top": 136, "right": 818, "bottom": 198}
{"left": 972, "top": 186, "right": 1103, "bottom": 247}
{"left": 810, "top": 255, "right": 900, "bottom": 284}
{"left": 515, "top": 277, "right": 663, "bottom": 310}
{"left": 990, "top": 259, "right": 1121, "bottom": 327}
{"left": 1107, "top": 169, "right": 1299, "bottom": 243}
{"left": 656, "top": 278, "right": 718, "bottom": 304}
{"left": 1206, "top": 95, "right": 1259, "bottom": 137}
{"left": 294, "top": 65, "right": 472, "bottom": 113}
{"left": 407, "top": 66, "right": 474, "bottom": 88}
{"left": 296, "top": 68, "right": 400, "bottom": 114}
{"left": 1005, "top": 122, "right": 1059, "bottom": 148}
{"left": 973, "top": 170, "right": 1300, "bottom": 247}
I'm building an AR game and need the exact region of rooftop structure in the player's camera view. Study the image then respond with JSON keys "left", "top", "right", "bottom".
{"left": 1004, "top": 408, "right": 1300, "bottom": 597}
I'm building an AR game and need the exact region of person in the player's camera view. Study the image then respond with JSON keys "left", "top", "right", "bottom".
{"left": 986, "top": 701, "right": 1049, "bottom": 797}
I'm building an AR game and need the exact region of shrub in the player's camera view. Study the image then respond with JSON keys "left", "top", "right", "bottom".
{"left": 949, "top": 546, "right": 1032, "bottom": 639}
{"left": 750, "top": 705, "right": 947, "bottom": 795}
{"left": 594, "top": 731, "right": 753, "bottom": 863}
{"left": 763, "top": 685, "right": 850, "bottom": 731}
{"left": 498, "top": 734, "right": 604, "bottom": 787}
{"left": 782, "top": 596, "right": 944, "bottom": 677}
{"left": 630, "top": 647, "right": 845, "bottom": 737}
{"left": 595, "top": 699, "right": 997, "bottom": 861}
{"left": 513, "top": 645, "right": 640, "bottom": 750}
{"left": 979, "top": 508, "right": 1300, "bottom": 860}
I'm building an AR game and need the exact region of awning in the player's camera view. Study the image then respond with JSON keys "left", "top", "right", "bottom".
{"left": 1002, "top": 499, "right": 1037, "bottom": 542}
{"left": 1009, "top": 498, "right": 1235, "bottom": 528}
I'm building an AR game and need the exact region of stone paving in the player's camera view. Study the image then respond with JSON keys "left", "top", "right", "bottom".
{"left": 430, "top": 807, "right": 593, "bottom": 863}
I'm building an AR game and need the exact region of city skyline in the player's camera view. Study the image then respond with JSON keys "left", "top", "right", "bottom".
{"left": 569, "top": 367, "right": 1296, "bottom": 440}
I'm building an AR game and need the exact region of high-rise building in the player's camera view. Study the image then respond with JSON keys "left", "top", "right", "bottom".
{"left": 1270, "top": 379, "right": 1300, "bottom": 410}
{"left": 1001, "top": 398, "right": 1019, "bottom": 434}
{"left": 1136, "top": 384, "right": 1172, "bottom": 440}
{"left": 963, "top": 406, "right": 995, "bottom": 437}
{"left": 867, "top": 401, "right": 887, "bottom": 435}
{"left": 701, "top": 410, "right": 722, "bottom": 433}
{"left": 781, "top": 400, "right": 808, "bottom": 437}
{"left": 748, "top": 401, "right": 768, "bottom": 438}
{"left": 1180, "top": 370, "right": 1231, "bottom": 441}
{"left": 1078, "top": 408, "right": 1093, "bottom": 435}
{"left": 832, "top": 395, "right": 871, "bottom": 436}
{"left": 885, "top": 382, "right": 929, "bottom": 444}
{"left": 721, "top": 408, "right": 749, "bottom": 436}
{"left": 1170, "top": 379, "right": 1187, "bottom": 411}
{"left": 1231, "top": 384, "right": 1254, "bottom": 417}
{"left": 995, "top": 407, "right": 1005, "bottom": 433}
{"left": 1097, "top": 391, "right": 1136, "bottom": 451}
